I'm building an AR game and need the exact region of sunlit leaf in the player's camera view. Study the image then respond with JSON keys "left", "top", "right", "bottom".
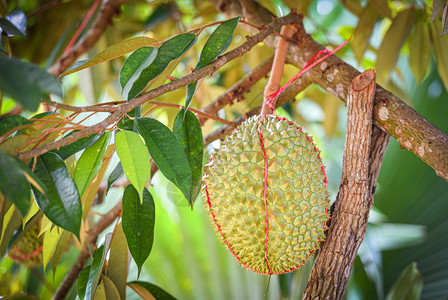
{"left": 173, "top": 109, "right": 203, "bottom": 206}
{"left": 32, "top": 152, "right": 82, "bottom": 239}
{"left": 135, "top": 117, "right": 192, "bottom": 202}
{"left": 385, "top": 262, "right": 423, "bottom": 300}
{"left": 352, "top": 4, "right": 378, "bottom": 63}
{"left": 5, "top": 8, "right": 27, "bottom": 37}
{"left": 60, "top": 36, "right": 158, "bottom": 78}
{"left": 42, "top": 225, "right": 62, "bottom": 271}
{"left": 126, "top": 33, "right": 197, "bottom": 100}
{"left": 53, "top": 132, "right": 101, "bottom": 160}
{"left": 115, "top": 130, "right": 150, "bottom": 202}
{"left": 185, "top": 17, "right": 240, "bottom": 111}
{"left": 430, "top": 19, "right": 448, "bottom": 92}
{"left": 409, "top": 18, "right": 431, "bottom": 83}
{"left": 0, "top": 56, "right": 63, "bottom": 111}
{"left": 120, "top": 47, "right": 158, "bottom": 90}
{"left": 74, "top": 132, "right": 111, "bottom": 197}
{"left": 93, "top": 279, "right": 106, "bottom": 300}
{"left": 85, "top": 234, "right": 113, "bottom": 300}
{"left": 376, "top": 8, "right": 415, "bottom": 84}
{"left": 128, "top": 281, "right": 177, "bottom": 300}
{"left": 23, "top": 199, "right": 39, "bottom": 225}
{"left": 0, "top": 206, "right": 21, "bottom": 256}
{"left": 107, "top": 222, "right": 128, "bottom": 300}
{"left": 102, "top": 275, "right": 121, "bottom": 300}
{"left": 0, "top": 151, "right": 31, "bottom": 217}
{"left": 51, "top": 229, "right": 70, "bottom": 278}
{"left": 122, "top": 185, "right": 155, "bottom": 276}
{"left": 0, "top": 115, "right": 32, "bottom": 137}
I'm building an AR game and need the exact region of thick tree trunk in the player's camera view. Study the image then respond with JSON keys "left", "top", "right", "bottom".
{"left": 303, "top": 70, "right": 389, "bottom": 299}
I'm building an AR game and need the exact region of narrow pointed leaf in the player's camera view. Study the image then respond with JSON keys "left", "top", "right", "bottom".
{"left": 122, "top": 185, "right": 155, "bottom": 276}
{"left": 0, "top": 18, "right": 23, "bottom": 37}
{"left": 107, "top": 162, "right": 124, "bottom": 193}
{"left": 78, "top": 265, "right": 92, "bottom": 299}
{"left": 135, "top": 117, "right": 192, "bottom": 201}
{"left": 376, "top": 8, "right": 415, "bottom": 83}
{"left": 53, "top": 132, "right": 101, "bottom": 160}
{"left": 107, "top": 223, "right": 128, "bottom": 300}
{"left": 185, "top": 17, "right": 240, "bottom": 111}
{"left": 385, "top": 262, "right": 423, "bottom": 300}
{"left": 442, "top": 3, "right": 448, "bottom": 36}
{"left": 0, "top": 56, "right": 63, "bottom": 111}
{"left": 51, "top": 229, "right": 70, "bottom": 278}
{"left": 5, "top": 8, "right": 27, "bottom": 37}
{"left": 93, "top": 280, "right": 107, "bottom": 300}
{"left": 0, "top": 115, "right": 32, "bottom": 136}
{"left": 173, "top": 109, "right": 203, "bottom": 206}
{"left": 431, "top": 19, "right": 448, "bottom": 91}
{"left": 42, "top": 225, "right": 62, "bottom": 271}
{"left": 60, "top": 36, "right": 157, "bottom": 78}
{"left": 127, "top": 33, "right": 197, "bottom": 100}
{"left": 102, "top": 275, "right": 121, "bottom": 300}
{"left": 115, "top": 131, "right": 150, "bottom": 202}
{"left": 31, "top": 152, "right": 82, "bottom": 238}
{"left": 85, "top": 234, "right": 113, "bottom": 300}
{"left": 120, "top": 47, "right": 158, "bottom": 90}
{"left": 370, "top": 0, "right": 392, "bottom": 19}
{"left": 74, "top": 132, "right": 111, "bottom": 197}
{"left": 0, "top": 151, "right": 31, "bottom": 217}
{"left": 352, "top": 4, "right": 378, "bottom": 63}
{"left": 431, "top": 0, "right": 446, "bottom": 22}
{"left": 409, "top": 19, "right": 431, "bottom": 82}
{"left": 128, "top": 281, "right": 177, "bottom": 300}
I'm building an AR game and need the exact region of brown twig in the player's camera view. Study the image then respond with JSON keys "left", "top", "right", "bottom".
{"left": 199, "top": 55, "right": 274, "bottom": 125}
{"left": 52, "top": 200, "right": 123, "bottom": 300}
{"left": 204, "top": 75, "right": 310, "bottom": 145}
{"left": 18, "top": 13, "right": 302, "bottom": 161}
{"left": 303, "top": 70, "right": 390, "bottom": 299}
{"left": 48, "top": 0, "right": 131, "bottom": 77}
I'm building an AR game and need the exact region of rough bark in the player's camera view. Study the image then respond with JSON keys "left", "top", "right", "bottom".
{"left": 303, "top": 70, "right": 390, "bottom": 299}
{"left": 212, "top": 0, "right": 448, "bottom": 181}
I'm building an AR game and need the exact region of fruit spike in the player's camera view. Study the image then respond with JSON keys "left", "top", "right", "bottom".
{"left": 203, "top": 115, "right": 330, "bottom": 275}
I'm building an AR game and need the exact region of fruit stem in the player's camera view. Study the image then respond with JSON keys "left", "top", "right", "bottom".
{"left": 261, "top": 24, "right": 296, "bottom": 116}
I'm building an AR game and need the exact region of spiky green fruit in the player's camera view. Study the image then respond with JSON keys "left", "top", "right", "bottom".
{"left": 204, "top": 115, "right": 329, "bottom": 275}
{"left": 9, "top": 222, "right": 43, "bottom": 267}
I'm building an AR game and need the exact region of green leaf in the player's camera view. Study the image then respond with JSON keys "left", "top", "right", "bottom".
{"left": 122, "top": 185, "right": 155, "bottom": 276}
{"left": 369, "top": 0, "right": 392, "bottom": 19}
{"left": 128, "top": 281, "right": 177, "bottom": 300}
{"left": 385, "top": 262, "right": 423, "bottom": 300}
{"left": 352, "top": 4, "right": 378, "bottom": 63}
{"left": 431, "top": 0, "right": 446, "bottom": 22}
{"left": 376, "top": 8, "right": 415, "bottom": 84}
{"left": 442, "top": 3, "right": 448, "bottom": 36}
{"left": 0, "top": 151, "right": 31, "bottom": 217}
{"left": 126, "top": 33, "right": 197, "bottom": 100}
{"left": 409, "top": 19, "right": 431, "bottom": 82}
{"left": 31, "top": 152, "right": 82, "bottom": 239}
{"left": 431, "top": 18, "right": 448, "bottom": 92}
{"left": 115, "top": 130, "right": 151, "bottom": 202}
{"left": 135, "top": 117, "right": 192, "bottom": 202}
{"left": 173, "top": 109, "right": 203, "bottom": 206}
{"left": 107, "top": 223, "right": 128, "bottom": 300}
{"left": 102, "top": 275, "right": 121, "bottom": 300}
{"left": 5, "top": 8, "right": 27, "bottom": 37}
{"left": 0, "top": 207, "right": 21, "bottom": 256}
{"left": 85, "top": 234, "right": 113, "bottom": 300}
{"left": 78, "top": 265, "right": 92, "bottom": 299}
{"left": 118, "top": 106, "right": 141, "bottom": 131}
{"left": 107, "top": 162, "right": 124, "bottom": 193}
{"left": 120, "top": 47, "right": 158, "bottom": 90}
{"left": 0, "top": 115, "right": 32, "bottom": 136}
{"left": 51, "top": 229, "right": 70, "bottom": 278}
{"left": 0, "top": 17, "right": 23, "bottom": 37}
{"left": 42, "top": 225, "right": 62, "bottom": 271}
{"left": 185, "top": 17, "right": 240, "bottom": 111}
{"left": 74, "top": 132, "right": 111, "bottom": 197}
{"left": 0, "top": 56, "right": 63, "bottom": 111}
{"left": 60, "top": 36, "right": 157, "bottom": 78}
{"left": 53, "top": 132, "right": 101, "bottom": 160}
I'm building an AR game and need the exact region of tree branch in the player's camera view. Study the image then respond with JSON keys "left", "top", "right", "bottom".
{"left": 52, "top": 200, "right": 123, "bottom": 300}
{"left": 48, "top": 0, "right": 131, "bottom": 77}
{"left": 212, "top": 0, "right": 448, "bottom": 181}
{"left": 303, "top": 70, "right": 390, "bottom": 299}
{"left": 18, "top": 13, "right": 302, "bottom": 161}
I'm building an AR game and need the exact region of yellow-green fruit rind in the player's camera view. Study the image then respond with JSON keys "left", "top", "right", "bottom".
{"left": 204, "top": 115, "right": 329, "bottom": 275}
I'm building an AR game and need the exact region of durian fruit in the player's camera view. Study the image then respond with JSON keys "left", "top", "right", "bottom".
{"left": 204, "top": 115, "right": 329, "bottom": 275}
{"left": 8, "top": 222, "right": 43, "bottom": 267}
